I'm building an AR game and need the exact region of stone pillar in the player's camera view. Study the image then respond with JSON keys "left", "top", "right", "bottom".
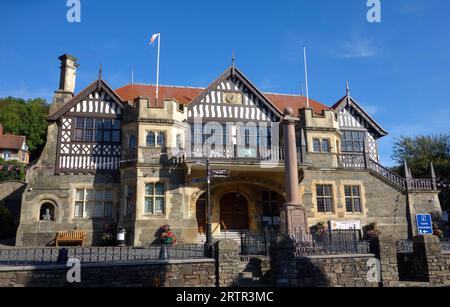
{"left": 214, "top": 239, "right": 241, "bottom": 287}
{"left": 376, "top": 236, "right": 399, "bottom": 287}
{"left": 269, "top": 236, "right": 297, "bottom": 286}
{"left": 280, "top": 107, "right": 308, "bottom": 235}
{"left": 413, "top": 235, "right": 443, "bottom": 285}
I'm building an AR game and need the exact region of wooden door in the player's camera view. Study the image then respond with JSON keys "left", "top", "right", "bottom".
{"left": 220, "top": 193, "right": 249, "bottom": 230}
{"left": 196, "top": 196, "right": 206, "bottom": 234}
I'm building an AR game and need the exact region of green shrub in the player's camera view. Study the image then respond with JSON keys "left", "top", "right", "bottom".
{"left": 0, "top": 158, "right": 25, "bottom": 182}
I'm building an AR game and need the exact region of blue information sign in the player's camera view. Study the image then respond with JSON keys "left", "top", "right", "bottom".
{"left": 416, "top": 214, "right": 433, "bottom": 235}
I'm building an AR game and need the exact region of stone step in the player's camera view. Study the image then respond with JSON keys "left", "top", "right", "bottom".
{"left": 239, "top": 272, "right": 254, "bottom": 279}
{"left": 398, "top": 282, "right": 431, "bottom": 287}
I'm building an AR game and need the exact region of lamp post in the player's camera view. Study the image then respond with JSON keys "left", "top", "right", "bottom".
{"left": 205, "top": 158, "right": 213, "bottom": 256}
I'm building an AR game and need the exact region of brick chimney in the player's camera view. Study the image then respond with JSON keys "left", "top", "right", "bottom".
{"left": 58, "top": 54, "right": 79, "bottom": 94}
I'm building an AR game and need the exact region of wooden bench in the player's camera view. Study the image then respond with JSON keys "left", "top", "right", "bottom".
{"left": 56, "top": 231, "right": 87, "bottom": 247}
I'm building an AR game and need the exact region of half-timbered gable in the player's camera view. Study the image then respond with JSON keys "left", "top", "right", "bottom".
{"left": 332, "top": 94, "right": 387, "bottom": 161}
{"left": 187, "top": 67, "right": 283, "bottom": 153}
{"left": 47, "top": 79, "right": 124, "bottom": 173}
{"left": 188, "top": 67, "right": 282, "bottom": 123}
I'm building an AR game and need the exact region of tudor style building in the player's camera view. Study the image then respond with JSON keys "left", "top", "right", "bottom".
{"left": 16, "top": 54, "right": 442, "bottom": 246}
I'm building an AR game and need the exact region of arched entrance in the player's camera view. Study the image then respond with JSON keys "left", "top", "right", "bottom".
{"left": 220, "top": 193, "right": 249, "bottom": 231}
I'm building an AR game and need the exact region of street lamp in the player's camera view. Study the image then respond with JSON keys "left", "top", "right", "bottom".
{"left": 194, "top": 158, "right": 212, "bottom": 257}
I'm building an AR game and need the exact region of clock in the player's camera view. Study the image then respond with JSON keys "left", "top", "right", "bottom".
{"left": 224, "top": 93, "right": 242, "bottom": 104}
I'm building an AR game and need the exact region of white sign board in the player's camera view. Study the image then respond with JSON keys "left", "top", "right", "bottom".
{"left": 329, "top": 220, "right": 361, "bottom": 231}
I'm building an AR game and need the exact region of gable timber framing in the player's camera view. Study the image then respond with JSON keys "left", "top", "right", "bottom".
{"left": 332, "top": 94, "right": 387, "bottom": 139}
{"left": 187, "top": 67, "right": 283, "bottom": 123}
{"left": 47, "top": 79, "right": 124, "bottom": 121}
{"left": 50, "top": 79, "right": 124, "bottom": 174}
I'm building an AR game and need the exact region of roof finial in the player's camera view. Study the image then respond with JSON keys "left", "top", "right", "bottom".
{"left": 98, "top": 64, "right": 103, "bottom": 81}
{"left": 232, "top": 49, "right": 235, "bottom": 68}
{"left": 346, "top": 80, "right": 350, "bottom": 96}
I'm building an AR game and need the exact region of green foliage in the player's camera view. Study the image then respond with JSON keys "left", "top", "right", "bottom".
{"left": 0, "top": 205, "right": 15, "bottom": 239}
{"left": 392, "top": 134, "right": 450, "bottom": 210}
{"left": 0, "top": 96, "right": 49, "bottom": 157}
{"left": 0, "top": 158, "right": 25, "bottom": 182}
{"left": 392, "top": 135, "right": 450, "bottom": 178}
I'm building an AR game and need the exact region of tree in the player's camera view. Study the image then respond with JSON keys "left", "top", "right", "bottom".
{"left": 392, "top": 135, "right": 450, "bottom": 210}
{"left": 0, "top": 97, "right": 49, "bottom": 160}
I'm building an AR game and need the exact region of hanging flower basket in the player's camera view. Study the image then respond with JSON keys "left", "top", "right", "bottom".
{"left": 157, "top": 224, "right": 177, "bottom": 245}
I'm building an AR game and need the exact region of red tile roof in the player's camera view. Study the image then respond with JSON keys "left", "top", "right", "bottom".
{"left": 115, "top": 84, "right": 329, "bottom": 115}
{"left": 0, "top": 134, "right": 26, "bottom": 151}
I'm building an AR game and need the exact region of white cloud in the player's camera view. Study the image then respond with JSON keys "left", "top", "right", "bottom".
{"left": 334, "top": 37, "right": 377, "bottom": 59}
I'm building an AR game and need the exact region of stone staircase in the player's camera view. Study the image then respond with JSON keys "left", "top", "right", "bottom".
{"left": 196, "top": 231, "right": 245, "bottom": 245}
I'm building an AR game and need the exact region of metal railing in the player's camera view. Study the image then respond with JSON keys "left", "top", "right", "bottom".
{"left": 187, "top": 145, "right": 286, "bottom": 162}
{"left": 291, "top": 229, "right": 372, "bottom": 256}
{"left": 0, "top": 245, "right": 208, "bottom": 267}
{"left": 396, "top": 239, "right": 414, "bottom": 253}
{"left": 240, "top": 231, "right": 278, "bottom": 256}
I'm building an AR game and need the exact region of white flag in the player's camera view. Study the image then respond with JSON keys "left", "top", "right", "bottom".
{"left": 149, "top": 33, "right": 160, "bottom": 46}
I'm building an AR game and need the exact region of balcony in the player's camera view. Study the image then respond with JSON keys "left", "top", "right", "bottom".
{"left": 184, "top": 145, "right": 304, "bottom": 164}
{"left": 337, "top": 153, "right": 436, "bottom": 191}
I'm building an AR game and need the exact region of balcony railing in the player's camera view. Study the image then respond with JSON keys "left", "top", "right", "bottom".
{"left": 337, "top": 153, "right": 436, "bottom": 191}
{"left": 185, "top": 145, "right": 304, "bottom": 163}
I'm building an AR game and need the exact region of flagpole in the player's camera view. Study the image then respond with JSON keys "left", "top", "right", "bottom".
{"left": 156, "top": 33, "right": 161, "bottom": 105}
{"left": 303, "top": 46, "right": 310, "bottom": 108}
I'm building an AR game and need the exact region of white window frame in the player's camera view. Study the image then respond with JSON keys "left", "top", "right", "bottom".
{"left": 75, "top": 188, "right": 113, "bottom": 219}
{"left": 144, "top": 183, "right": 166, "bottom": 215}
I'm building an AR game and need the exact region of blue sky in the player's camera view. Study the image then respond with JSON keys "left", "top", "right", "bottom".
{"left": 0, "top": 0, "right": 449, "bottom": 166}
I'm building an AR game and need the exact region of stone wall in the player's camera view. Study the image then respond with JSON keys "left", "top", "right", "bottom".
{"left": 0, "top": 259, "right": 215, "bottom": 287}
{"left": 295, "top": 254, "right": 378, "bottom": 287}
{"left": 413, "top": 235, "right": 450, "bottom": 285}
{"left": 214, "top": 239, "right": 241, "bottom": 287}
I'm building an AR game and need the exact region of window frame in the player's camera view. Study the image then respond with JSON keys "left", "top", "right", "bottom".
{"left": 73, "top": 117, "right": 121, "bottom": 144}
{"left": 312, "top": 139, "right": 321, "bottom": 153}
{"left": 146, "top": 131, "right": 166, "bottom": 148}
{"left": 316, "top": 184, "right": 334, "bottom": 214}
{"left": 341, "top": 130, "right": 366, "bottom": 153}
{"left": 74, "top": 188, "right": 114, "bottom": 219}
{"left": 144, "top": 183, "right": 166, "bottom": 215}
{"left": 344, "top": 185, "right": 362, "bottom": 214}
